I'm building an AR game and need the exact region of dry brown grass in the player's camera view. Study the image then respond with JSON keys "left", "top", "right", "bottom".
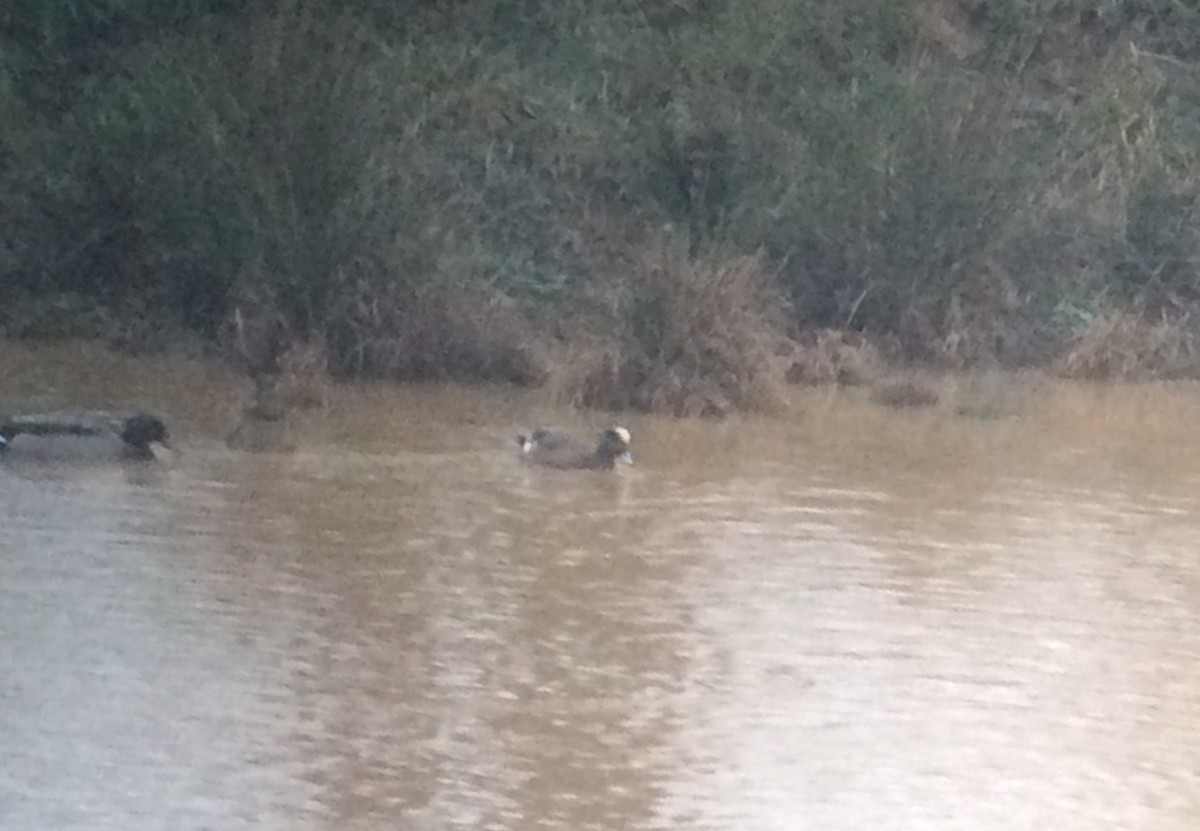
{"left": 547, "top": 243, "right": 793, "bottom": 417}
{"left": 327, "top": 274, "right": 544, "bottom": 385}
{"left": 277, "top": 338, "right": 331, "bottom": 409}
{"left": 869, "top": 377, "right": 941, "bottom": 409}
{"left": 786, "top": 328, "right": 882, "bottom": 387}
{"left": 1057, "top": 311, "right": 1200, "bottom": 380}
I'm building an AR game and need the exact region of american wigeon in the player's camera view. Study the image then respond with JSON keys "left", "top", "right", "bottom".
{"left": 0, "top": 410, "right": 173, "bottom": 461}
{"left": 516, "top": 426, "right": 633, "bottom": 470}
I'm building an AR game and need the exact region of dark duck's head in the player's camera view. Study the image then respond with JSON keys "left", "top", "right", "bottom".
{"left": 118, "top": 413, "right": 172, "bottom": 459}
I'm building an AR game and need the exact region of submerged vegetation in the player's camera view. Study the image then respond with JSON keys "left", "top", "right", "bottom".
{"left": 5, "top": 0, "right": 1200, "bottom": 414}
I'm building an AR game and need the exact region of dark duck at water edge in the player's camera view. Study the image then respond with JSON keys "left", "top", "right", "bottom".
{"left": 0, "top": 411, "right": 173, "bottom": 461}
{"left": 516, "top": 426, "right": 634, "bottom": 470}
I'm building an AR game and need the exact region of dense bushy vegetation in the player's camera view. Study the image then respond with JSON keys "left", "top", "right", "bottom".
{"left": 5, "top": 0, "right": 1200, "bottom": 412}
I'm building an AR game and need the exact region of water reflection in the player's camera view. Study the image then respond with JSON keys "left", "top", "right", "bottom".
{"left": 3, "top": 378, "right": 1200, "bottom": 830}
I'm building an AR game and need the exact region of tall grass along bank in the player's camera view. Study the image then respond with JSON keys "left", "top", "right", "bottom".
{"left": 6, "top": 0, "right": 1200, "bottom": 413}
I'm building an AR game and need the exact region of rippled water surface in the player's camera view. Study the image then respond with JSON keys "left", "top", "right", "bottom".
{"left": 5, "top": 348, "right": 1200, "bottom": 830}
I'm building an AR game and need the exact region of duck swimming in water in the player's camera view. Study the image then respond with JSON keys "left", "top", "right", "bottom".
{"left": 0, "top": 410, "right": 173, "bottom": 461}
{"left": 516, "top": 426, "right": 633, "bottom": 470}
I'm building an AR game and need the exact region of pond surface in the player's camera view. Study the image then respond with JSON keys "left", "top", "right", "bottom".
{"left": 4, "top": 345, "right": 1200, "bottom": 830}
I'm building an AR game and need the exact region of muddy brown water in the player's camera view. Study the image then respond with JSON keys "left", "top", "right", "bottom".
{"left": 4, "top": 344, "right": 1200, "bottom": 830}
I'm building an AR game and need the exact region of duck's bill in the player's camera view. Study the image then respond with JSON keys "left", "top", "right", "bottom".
{"left": 152, "top": 439, "right": 179, "bottom": 459}
{"left": 619, "top": 450, "right": 634, "bottom": 465}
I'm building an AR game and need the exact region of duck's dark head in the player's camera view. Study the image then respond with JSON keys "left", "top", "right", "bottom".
{"left": 597, "top": 426, "right": 633, "bottom": 467}
{"left": 120, "top": 413, "right": 171, "bottom": 455}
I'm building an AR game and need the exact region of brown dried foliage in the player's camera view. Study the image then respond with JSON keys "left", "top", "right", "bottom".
{"left": 787, "top": 329, "right": 882, "bottom": 387}
{"left": 550, "top": 244, "right": 793, "bottom": 417}
{"left": 1058, "top": 312, "right": 1200, "bottom": 380}
{"left": 328, "top": 275, "right": 543, "bottom": 385}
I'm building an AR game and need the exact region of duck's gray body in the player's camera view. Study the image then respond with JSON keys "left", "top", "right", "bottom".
{"left": 516, "top": 428, "right": 569, "bottom": 454}
{"left": 0, "top": 410, "right": 172, "bottom": 461}
{"left": 516, "top": 426, "right": 633, "bottom": 470}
